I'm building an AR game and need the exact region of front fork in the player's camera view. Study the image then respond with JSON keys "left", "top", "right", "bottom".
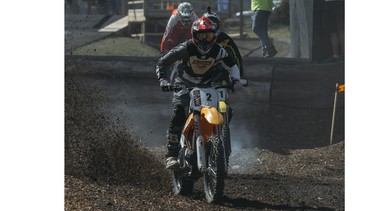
{"left": 194, "top": 111, "right": 206, "bottom": 171}
{"left": 194, "top": 112, "right": 225, "bottom": 173}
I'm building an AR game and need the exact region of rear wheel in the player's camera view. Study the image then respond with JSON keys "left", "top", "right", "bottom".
{"left": 203, "top": 135, "right": 225, "bottom": 203}
{"left": 222, "top": 124, "right": 231, "bottom": 167}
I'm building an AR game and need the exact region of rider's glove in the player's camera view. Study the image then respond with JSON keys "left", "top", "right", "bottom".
{"left": 233, "top": 79, "right": 242, "bottom": 91}
{"left": 159, "top": 78, "right": 171, "bottom": 92}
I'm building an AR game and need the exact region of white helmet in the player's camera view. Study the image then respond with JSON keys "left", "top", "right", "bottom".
{"left": 177, "top": 2, "right": 193, "bottom": 26}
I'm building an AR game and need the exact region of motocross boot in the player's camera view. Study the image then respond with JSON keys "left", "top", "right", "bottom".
{"left": 165, "top": 132, "right": 180, "bottom": 170}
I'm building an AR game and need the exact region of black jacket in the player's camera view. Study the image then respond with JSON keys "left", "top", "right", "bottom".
{"left": 156, "top": 39, "right": 240, "bottom": 85}
{"left": 216, "top": 32, "right": 244, "bottom": 77}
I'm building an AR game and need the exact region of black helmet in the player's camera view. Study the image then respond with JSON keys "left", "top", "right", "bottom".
{"left": 203, "top": 6, "right": 221, "bottom": 31}
{"left": 191, "top": 16, "right": 218, "bottom": 54}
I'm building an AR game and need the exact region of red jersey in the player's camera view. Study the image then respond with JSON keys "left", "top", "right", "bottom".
{"left": 160, "top": 12, "right": 198, "bottom": 52}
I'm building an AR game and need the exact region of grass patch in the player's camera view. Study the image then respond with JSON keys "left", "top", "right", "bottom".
{"left": 268, "top": 25, "right": 291, "bottom": 39}
{"left": 69, "top": 25, "right": 290, "bottom": 57}
{"left": 242, "top": 25, "right": 290, "bottom": 40}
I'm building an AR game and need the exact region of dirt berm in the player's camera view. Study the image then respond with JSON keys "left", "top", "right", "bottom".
{"left": 65, "top": 56, "right": 344, "bottom": 210}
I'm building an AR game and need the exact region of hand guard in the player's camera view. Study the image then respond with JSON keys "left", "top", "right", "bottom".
{"left": 159, "top": 78, "right": 172, "bottom": 92}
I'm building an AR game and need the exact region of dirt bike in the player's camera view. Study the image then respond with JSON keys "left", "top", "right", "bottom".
{"left": 165, "top": 80, "right": 247, "bottom": 203}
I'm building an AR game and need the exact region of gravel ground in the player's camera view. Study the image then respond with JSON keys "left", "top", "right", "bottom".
{"left": 65, "top": 60, "right": 344, "bottom": 210}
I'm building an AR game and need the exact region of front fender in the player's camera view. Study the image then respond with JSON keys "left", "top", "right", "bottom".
{"left": 201, "top": 107, "right": 224, "bottom": 125}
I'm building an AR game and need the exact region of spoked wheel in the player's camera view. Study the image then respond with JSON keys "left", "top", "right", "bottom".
{"left": 203, "top": 135, "right": 225, "bottom": 203}
{"left": 171, "top": 147, "right": 193, "bottom": 195}
{"left": 222, "top": 124, "right": 231, "bottom": 168}
{"left": 171, "top": 170, "right": 193, "bottom": 195}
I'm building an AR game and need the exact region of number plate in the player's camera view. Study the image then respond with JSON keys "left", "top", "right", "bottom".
{"left": 217, "top": 88, "right": 228, "bottom": 101}
{"left": 190, "top": 88, "right": 218, "bottom": 109}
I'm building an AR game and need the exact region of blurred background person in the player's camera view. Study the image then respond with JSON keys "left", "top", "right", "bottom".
{"left": 323, "top": 0, "right": 344, "bottom": 62}
{"left": 160, "top": 2, "right": 199, "bottom": 53}
{"left": 251, "top": 0, "right": 278, "bottom": 57}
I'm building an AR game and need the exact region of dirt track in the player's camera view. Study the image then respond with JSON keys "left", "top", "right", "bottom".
{"left": 65, "top": 59, "right": 344, "bottom": 210}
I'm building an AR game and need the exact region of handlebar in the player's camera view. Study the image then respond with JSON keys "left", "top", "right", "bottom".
{"left": 165, "top": 79, "right": 248, "bottom": 92}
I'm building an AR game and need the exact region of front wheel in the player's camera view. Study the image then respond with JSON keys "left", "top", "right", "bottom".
{"left": 171, "top": 147, "right": 194, "bottom": 195}
{"left": 203, "top": 135, "right": 226, "bottom": 203}
{"left": 171, "top": 170, "right": 193, "bottom": 195}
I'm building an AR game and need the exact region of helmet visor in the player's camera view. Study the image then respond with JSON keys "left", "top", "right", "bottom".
{"left": 196, "top": 32, "right": 215, "bottom": 42}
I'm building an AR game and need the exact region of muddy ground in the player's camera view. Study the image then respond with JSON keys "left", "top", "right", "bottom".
{"left": 65, "top": 59, "right": 344, "bottom": 210}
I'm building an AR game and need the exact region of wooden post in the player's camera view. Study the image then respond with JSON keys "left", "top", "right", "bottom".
{"left": 239, "top": 0, "right": 244, "bottom": 38}
{"left": 72, "top": 0, "right": 77, "bottom": 14}
{"left": 121, "top": 0, "right": 129, "bottom": 16}
{"left": 87, "top": 0, "right": 92, "bottom": 14}
{"left": 121, "top": 0, "right": 125, "bottom": 16}
{"left": 329, "top": 83, "right": 338, "bottom": 145}
{"left": 228, "top": 0, "right": 232, "bottom": 18}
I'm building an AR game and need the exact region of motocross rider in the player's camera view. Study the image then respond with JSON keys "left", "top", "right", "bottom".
{"left": 156, "top": 16, "right": 243, "bottom": 170}
{"left": 203, "top": 7, "right": 244, "bottom": 77}
{"left": 203, "top": 7, "right": 244, "bottom": 161}
{"left": 160, "top": 2, "right": 199, "bottom": 53}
